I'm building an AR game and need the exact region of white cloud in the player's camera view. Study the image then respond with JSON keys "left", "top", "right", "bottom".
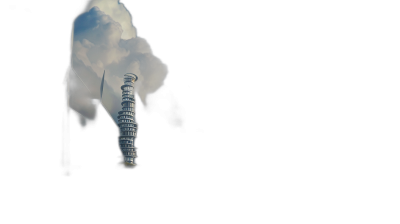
{"left": 86, "top": 0, "right": 137, "bottom": 39}
{"left": 69, "top": 3, "right": 167, "bottom": 125}
{"left": 72, "top": 40, "right": 92, "bottom": 67}
{"left": 81, "top": 39, "right": 94, "bottom": 48}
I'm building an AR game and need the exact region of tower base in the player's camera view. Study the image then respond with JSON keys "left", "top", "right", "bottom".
{"left": 118, "top": 162, "right": 136, "bottom": 169}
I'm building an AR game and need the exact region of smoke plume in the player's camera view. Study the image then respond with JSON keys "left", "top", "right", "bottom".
{"left": 68, "top": 0, "right": 168, "bottom": 125}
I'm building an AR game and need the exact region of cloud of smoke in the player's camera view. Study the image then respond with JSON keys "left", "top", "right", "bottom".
{"left": 85, "top": 0, "right": 137, "bottom": 40}
{"left": 68, "top": 0, "right": 168, "bottom": 125}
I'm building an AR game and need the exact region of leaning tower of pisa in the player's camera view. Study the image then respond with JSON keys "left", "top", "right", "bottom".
{"left": 117, "top": 73, "right": 138, "bottom": 166}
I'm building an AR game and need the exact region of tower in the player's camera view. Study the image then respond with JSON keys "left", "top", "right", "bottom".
{"left": 117, "top": 73, "right": 138, "bottom": 166}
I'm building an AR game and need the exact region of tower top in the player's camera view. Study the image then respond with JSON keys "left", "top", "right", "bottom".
{"left": 124, "top": 73, "right": 138, "bottom": 81}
